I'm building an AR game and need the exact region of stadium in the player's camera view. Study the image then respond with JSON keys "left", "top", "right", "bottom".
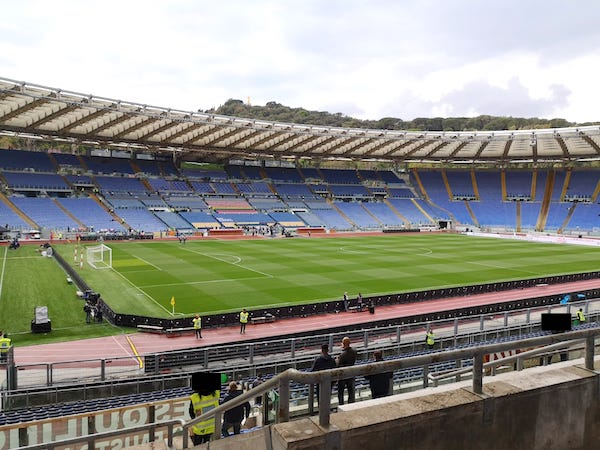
{"left": 0, "top": 78, "right": 600, "bottom": 449}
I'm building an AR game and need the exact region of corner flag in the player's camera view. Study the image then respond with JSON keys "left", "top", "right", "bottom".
{"left": 170, "top": 296, "right": 175, "bottom": 314}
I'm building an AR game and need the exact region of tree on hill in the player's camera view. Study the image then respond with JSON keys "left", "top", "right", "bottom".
{"left": 206, "top": 99, "right": 587, "bottom": 131}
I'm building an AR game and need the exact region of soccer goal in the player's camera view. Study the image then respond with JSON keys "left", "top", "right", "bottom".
{"left": 86, "top": 244, "right": 112, "bottom": 269}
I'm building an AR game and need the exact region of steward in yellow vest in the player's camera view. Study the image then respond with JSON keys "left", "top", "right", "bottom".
{"left": 189, "top": 388, "right": 220, "bottom": 445}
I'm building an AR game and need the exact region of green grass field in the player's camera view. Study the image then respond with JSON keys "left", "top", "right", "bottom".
{"left": 1, "top": 233, "right": 599, "bottom": 346}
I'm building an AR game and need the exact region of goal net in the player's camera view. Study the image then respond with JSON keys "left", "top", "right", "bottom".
{"left": 86, "top": 244, "right": 112, "bottom": 269}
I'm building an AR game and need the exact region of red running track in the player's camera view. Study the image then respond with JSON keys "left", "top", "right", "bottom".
{"left": 13, "top": 278, "right": 600, "bottom": 366}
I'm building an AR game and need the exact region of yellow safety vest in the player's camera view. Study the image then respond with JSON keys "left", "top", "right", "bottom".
{"left": 240, "top": 311, "right": 249, "bottom": 324}
{"left": 193, "top": 317, "right": 202, "bottom": 329}
{"left": 190, "top": 391, "right": 219, "bottom": 436}
{"left": 0, "top": 337, "right": 11, "bottom": 353}
{"left": 576, "top": 310, "right": 586, "bottom": 322}
{"left": 426, "top": 333, "right": 435, "bottom": 346}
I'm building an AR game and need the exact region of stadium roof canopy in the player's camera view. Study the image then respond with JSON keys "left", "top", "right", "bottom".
{"left": 1, "top": 77, "right": 600, "bottom": 165}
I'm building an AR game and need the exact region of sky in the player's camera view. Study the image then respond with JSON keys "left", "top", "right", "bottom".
{"left": 2, "top": 0, "right": 600, "bottom": 123}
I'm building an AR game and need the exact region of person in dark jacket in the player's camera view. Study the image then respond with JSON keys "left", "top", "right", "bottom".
{"left": 221, "top": 381, "right": 251, "bottom": 437}
{"left": 366, "top": 350, "right": 393, "bottom": 398}
{"left": 310, "top": 344, "right": 336, "bottom": 403}
{"left": 336, "top": 336, "right": 357, "bottom": 405}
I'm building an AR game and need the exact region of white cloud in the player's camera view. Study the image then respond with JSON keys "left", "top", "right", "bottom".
{"left": 1, "top": 0, "right": 600, "bottom": 122}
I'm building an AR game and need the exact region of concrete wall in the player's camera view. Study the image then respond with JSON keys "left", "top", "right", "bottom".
{"left": 207, "top": 358, "right": 600, "bottom": 450}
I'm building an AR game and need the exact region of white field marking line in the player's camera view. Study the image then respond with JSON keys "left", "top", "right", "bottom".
{"left": 339, "top": 246, "right": 366, "bottom": 254}
{"left": 180, "top": 246, "right": 273, "bottom": 278}
{"left": 0, "top": 246, "right": 7, "bottom": 298}
{"left": 109, "top": 267, "right": 173, "bottom": 316}
{"left": 134, "top": 255, "right": 162, "bottom": 271}
{"left": 112, "top": 334, "right": 136, "bottom": 358}
{"left": 139, "top": 276, "right": 268, "bottom": 288}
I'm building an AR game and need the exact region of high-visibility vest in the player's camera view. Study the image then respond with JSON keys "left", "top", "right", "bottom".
{"left": 0, "top": 337, "right": 11, "bottom": 353}
{"left": 576, "top": 310, "right": 586, "bottom": 322}
{"left": 240, "top": 311, "right": 249, "bottom": 324}
{"left": 193, "top": 317, "right": 202, "bottom": 329}
{"left": 426, "top": 332, "right": 435, "bottom": 346}
{"left": 190, "top": 391, "right": 219, "bottom": 436}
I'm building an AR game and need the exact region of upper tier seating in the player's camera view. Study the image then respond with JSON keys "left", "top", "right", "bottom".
{"left": 147, "top": 178, "right": 193, "bottom": 193}
{"left": 64, "top": 175, "right": 95, "bottom": 187}
{"left": 211, "top": 182, "right": 237, "bottom": 194}
{"left": 165, "top": 196, "right": 209, "bottom": 210}
{"left": 565, "top": 170, "right": 599, "bottom": 199}
{"left": 329, "top": 184, "right": 372, "bottom": 198}
{"left": 235, "top": 181, "right": 272, "bottom": 195}
{"left": 299, "top": 167, "right": 323, "bottom": 181}
{"left": 2, "top": 172, "right": 71, "bottom": 191}
{"left": 445, "top": 171, "right": 475, "bottom": 198}
{"left": 263, "top": 167, "right": 304, "bottom": 182}
{"left": 237, "top": 165, "right": 264, "bottom": 180}
{"left": 0, "top": 149, "right": 55, "bottom": 172}
{"left": 273, "top": 183, "right": 316, "bottom": 198}
{"left": 181, "top": 168, "right": 228, "bottom": 180}
{"left": 81, "top": 156, "right": 135, "bottom": 175}
{"left": 505, "top": 171, "right": 533, "bottom": 198}
{"left": 247, "top": 197, "right": 288, "bottom": 210}
{"left": 53, "top": 153, "right": 82, "bottom": 168}
{"left": 95, "top": 176, "right": 148, "bottom": 194}
{"left": 319, "top": 168, "right": 361, "bottom": 184}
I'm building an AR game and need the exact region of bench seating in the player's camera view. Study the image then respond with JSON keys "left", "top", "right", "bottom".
{"left": 137, "top": 324, "right": 164, "bottom": 333}
{"left": 164, "top": 327, "right": 195, "bottom": 337}
{"left": 250, "top": 315, "right": 276, "bottom": 324}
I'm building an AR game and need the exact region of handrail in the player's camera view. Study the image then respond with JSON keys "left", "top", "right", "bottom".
{"left": 427, "top": 339, "right": 583, "bottom": 386}
{"left": 17, "top": 418, "right": 186, "bottom": 450}
{"left": 184, "top": 326, "right": 600, "bottom": 436}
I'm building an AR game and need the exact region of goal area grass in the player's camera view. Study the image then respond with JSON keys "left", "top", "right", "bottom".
{"left": 1, "top": 233, "right": 598, "bottom": 346}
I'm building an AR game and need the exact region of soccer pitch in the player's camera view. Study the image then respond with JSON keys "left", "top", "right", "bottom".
{"left": 75, "top": 233, "right": 600, "bottom": 318}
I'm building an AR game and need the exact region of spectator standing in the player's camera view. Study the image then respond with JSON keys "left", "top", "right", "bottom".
{"left": 193, "top": 314, "right": 202, "bottom": 339}
{"left": 0, "top": 331, "right": 10, "bottom": 363}
{"left": 189, "top": 384, "right": 220, "bottom": 445}
{"left": 575, "top": 308, "right": 586, "bottom": 325}
{"left": 426, "top": 329, "right": 435, "bottom": 349}
{"left": 357, "top": 293, "right": 364, "bottom": 311}
{"left": 221, "top": 382, "right": 251, "bottom": 437}
{"left": 343, "top": 292, "right": 349, "bottom": 312}
{"left": 366, "top": 350, "right": 393, "bottom": 398}
{"left": 239, "top": 309, "right": 249, "bottom": 334}
{"left": 336, "top": 336, "right": 357, "bottom": 405}
{"left": 310, "top": 344, "right": 336, "bottom": 402}
{"left": 83, "top": 301, "right": 92, "bottom": 324}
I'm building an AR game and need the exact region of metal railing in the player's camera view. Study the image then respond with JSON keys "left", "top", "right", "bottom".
{"left": 184, "top": 325, "right": 600, "bottom": 438}
{"left": 17, "top": 418, "right": 186, "bottom": 450}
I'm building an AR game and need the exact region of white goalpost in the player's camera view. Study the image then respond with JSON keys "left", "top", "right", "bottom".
{"left": 86, "top": 244, "right": 113, "bottom": 269}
